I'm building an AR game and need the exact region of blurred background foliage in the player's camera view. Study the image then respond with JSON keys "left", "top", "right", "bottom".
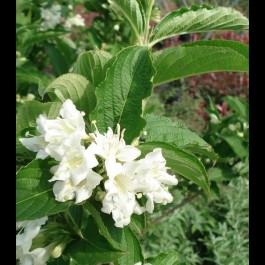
{"left": 16, "top": 0, "right": 249, "bottom": 264}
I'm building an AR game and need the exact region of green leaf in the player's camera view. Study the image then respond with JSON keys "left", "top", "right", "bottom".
{"left": 46, "top": 73, "right": 96, "bottom": 121}
{"left": 208, "top": 166, "right": 235, "bottom": 182}
{"left": 90, "top": 46, "right": 155, "bottom": 143}
{"left": 46, "top": 44, "right": 70, "bottom": 76}
{"left": 16, "top": 159, "right": 71, "bottom": 221}
{"left": 219, "top": 133, "right": 248, "bottom": 159}
{"left": 150, "top": 5, "right": 249, "bottom": 46}
{"left": 111, "top": 0, "right": 146, "bottom": 43}
{"left": 65, "top": 207, "right": 124, "bottom": 264}
{"left": 152, "top": 40, "right": 249, "bottom": 86}
{"left": 16, "top": 64, "right": 51, "bottom": 86}
{"left": 72, "top": 50, "right": 112, "bottom": 87}
{"left": 138, "top": 142, "right": 210, "bottom": 196}
{"left": 223, "top": 96, "right": 249, "bottom": 121}
{"left": 84, "top": 201, "right": 144, "bottom": 265}
{"left": 48, "top": 257, "right": 71, "bottom": 265}
{"left": 144, "top": 114, "right": 218, "bottom": 160}
{"left": 22, "top": 31, "right": 67, "bottom": 48}
{"left": 55, "top": 37, "right": 77, "bottom": 68}
{"left": 129, "top": 214, "right": 146, "bottom": 236}
{"left": 66, "top": 239, "right": 123, "bottom": 265}
{"left": 183, "top": 39, "right": 249, "bottom": 59}
{"left": 146, "top": 250, "right": 179, "bottom": 265}
{"left": 16, "top": 101, "right": 62, "bottom": 133}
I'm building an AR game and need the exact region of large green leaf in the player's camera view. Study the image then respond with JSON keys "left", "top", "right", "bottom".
{"left": 145, "top": 250, "right": 179, "bottom": 265}
{"left": 16, "top": 101, "right": 62, "bottom": 133}
{"left": 183, "top": 39, "right": 249, "bottom": 59}
{"left": 84, "top": 201, "right": 144, "bottom": 265}
{"left": 150, "top": 5, "right": 249, "bottom": 46}
{"left": 46, "top": 73, "right": 96, "bottom": 121}
{"left": 152, "top": 40, "right": 249, "bottom": 86}
{"left": 90, "top": 46, "right": 155, "bottom": 143}
{"left": 66, "top": 239, "right": 123, "bottom": 265}
{"left": 224, "top": 96, "right": 249, "bottom": 121}
{"left": 111, "top": 0, "right": 146, "bottom": 43}
{"left": 65, "top": 206, "right": 124, "bottom": 265}
{"left": 138, "top": 142, "right": 210, "bottom": 195}
{"left": 144, "top": 114, "right": 218, "bottom": 160}
{"left": 16, "top": 159, "right": 71, "bottom": 221}
{"left": 72, "top": 50, "right": 112, "bottom": 87}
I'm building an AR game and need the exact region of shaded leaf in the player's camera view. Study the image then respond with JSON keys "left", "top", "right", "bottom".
{"left": 16, "top": 159, "right": 71, "bottom": 221}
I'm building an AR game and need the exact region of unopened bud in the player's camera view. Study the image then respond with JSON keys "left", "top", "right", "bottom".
{"left": 95, "top": 191, "right": 106, "bottom": 201}
{"left": 114, "top": 24, "right": 119, "bottom": 31}
{"left": 136, "top": 193, "right": 142, "bottom": 199}
{"left": 51, "top": 242, "right": 66, "bottom": 258}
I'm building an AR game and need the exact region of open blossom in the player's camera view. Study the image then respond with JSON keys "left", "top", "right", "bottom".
{"left": 101, "top": 162, "right": 145, "bottom": 227}
{"left": 51, "top": 160, "right": 102, "bottom": 203}
{"left": 16, "top": 217, "right": 49, "bottom": 265}
{"left": 101, "top": 148, "right": 178, "bottom": 227}
{"left": 20, "top": 99, "right": 88, "bottom": 161}
{"left": 49, "top": 134, "right": 102, "bottom": 203}
{"left": 89, "top": 124, "right": 141, "bottom": 178}
{"left": 131, "top": 148, "right": 178, "bottom": 213}
{"left": 64, "top": 14, "right": 85, "bottom": 29}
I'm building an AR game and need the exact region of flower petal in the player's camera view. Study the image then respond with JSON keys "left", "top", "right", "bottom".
{"left": 117, "top": 145, "right": 141, "bottom": 162}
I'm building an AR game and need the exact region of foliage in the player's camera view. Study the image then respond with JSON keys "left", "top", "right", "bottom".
{"left": 16, "top": 1, "right": 248, "bottom": 264}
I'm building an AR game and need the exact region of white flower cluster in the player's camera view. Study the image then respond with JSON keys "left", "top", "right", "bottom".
{"left": 40, "top": 4, "right": 61, "bottom": 31}
{"left": 64, "top": 14, "right": 85, "bottom": 29}
{"left": 20, "top": 100, "right": 178, "bottom": 227}
{"left": 16, "top": 217, "right": 52, "bottom": 265}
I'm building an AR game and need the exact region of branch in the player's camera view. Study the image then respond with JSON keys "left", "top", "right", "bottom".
{"left": 150, "top": 191, "right": 203, "bottom": 225}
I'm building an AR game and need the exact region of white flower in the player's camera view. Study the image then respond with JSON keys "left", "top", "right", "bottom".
{"left": 64, "top": 14, "right": 85, "bottom": 29}
{"left": 101, "top": 163, "right": 144, "bottom": 227}
{"left": 19, "top": 245, "right": 54, "bottom": 265}
{"left": 53, "top": 168, "right": 102, "bottom": 203}
{"left": 89, "top": 124, "right": 141, "bottom": 178}
{"left": 49, "top": 134, "right": 98, "bottom": 185}
{"left": 49, "top": 134, "right": 102, "bottom": 203}
{"left": 131, "top": 148, "right": 178, "bottom": 213}
{"left": 20, "top": 99, "right": 88, "bottom": 161}
{"left": 19, "top": 135, "right": 49, "bottom": 159}
{"left": 16, "top": 217, "right": 48, "bottom": 265}
{"left": 40, "top": 4, "right": 61, "bottom": 31}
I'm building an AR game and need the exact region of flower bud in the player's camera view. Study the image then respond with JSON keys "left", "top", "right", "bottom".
{"left": 51, "top": 242, "right": 66, "bottom": 258}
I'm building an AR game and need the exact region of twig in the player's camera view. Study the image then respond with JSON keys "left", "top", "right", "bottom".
{"left": 150, "top": 191, "right": 203, "bottom": 225}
